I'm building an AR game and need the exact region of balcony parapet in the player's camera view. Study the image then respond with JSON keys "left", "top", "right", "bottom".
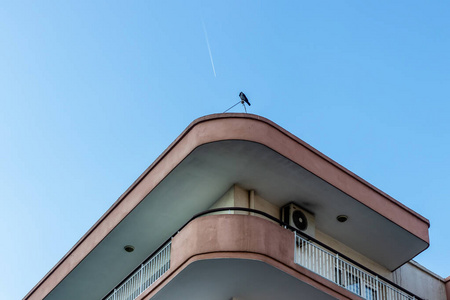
{"left": 102, "top": 208, "right": 422, "bottom": 300}
{"left": 295, "top": 233, "right": 417, "bottom": 300}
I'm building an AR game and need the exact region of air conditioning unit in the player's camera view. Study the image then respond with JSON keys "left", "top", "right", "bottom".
{"left": 280, "top": 203, "right": 316, "bottom": 238}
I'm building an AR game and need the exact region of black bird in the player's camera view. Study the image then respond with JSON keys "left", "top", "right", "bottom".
{"left": 239, "top": 92, "right": 251, "bottom": 106}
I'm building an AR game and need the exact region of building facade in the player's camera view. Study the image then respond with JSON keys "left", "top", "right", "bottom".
{"left": 24, "top": 114, "right": 450, "bottom": 300}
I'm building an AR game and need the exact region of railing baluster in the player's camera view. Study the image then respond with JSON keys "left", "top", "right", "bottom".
{"left": 102, "top": 242, "right": 171, "bottom": 300}
{"left": 293, "top": 234, "right": 417, "bottom": 300}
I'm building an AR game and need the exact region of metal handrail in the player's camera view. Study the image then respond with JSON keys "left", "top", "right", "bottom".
{"left": 295, "top": 233, "right": 416, "bottom": 300}
{"left": 103, "top": 242, "right": 171, "bottom": 300}
{"left": 102, "top": 207, "right": 423, "bottom": 300}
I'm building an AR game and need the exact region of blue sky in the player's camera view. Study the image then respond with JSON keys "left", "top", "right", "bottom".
{"left": 1, "top": 1, "right": 449, "bottom": 299}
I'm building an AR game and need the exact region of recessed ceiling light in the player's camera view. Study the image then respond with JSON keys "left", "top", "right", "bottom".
{"left": 124, "top": 245, "right": 135, "bottom": 253}
{"left": 337, "top": 215, "right": 348, "bottom": 223}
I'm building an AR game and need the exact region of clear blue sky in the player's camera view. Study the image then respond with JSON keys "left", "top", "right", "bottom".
{"left": 1, "top": 1, "right": 449, "bottom": 299}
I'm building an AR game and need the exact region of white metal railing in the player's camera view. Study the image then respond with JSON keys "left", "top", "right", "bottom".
{"left": 104, "top": 241, "right": 171, "bottom": 300}
{"left": 294, "top": 233, "right": 415, "bottom": 300}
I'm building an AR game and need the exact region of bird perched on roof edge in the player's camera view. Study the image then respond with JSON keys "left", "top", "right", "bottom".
{"left": 239, "top": 92, "right": 251, "bottom": 106}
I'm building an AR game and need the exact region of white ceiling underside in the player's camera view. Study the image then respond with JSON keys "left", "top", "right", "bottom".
{"left": 45, "top": 140, "right": 427, "bottom": 300}
{"left": 152, "top": 258, "right": 338, "bottom": 300}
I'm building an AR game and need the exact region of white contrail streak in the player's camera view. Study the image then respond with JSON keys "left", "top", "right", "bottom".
{"left": 202, "top": 20, "right": 216, "bottom": 77}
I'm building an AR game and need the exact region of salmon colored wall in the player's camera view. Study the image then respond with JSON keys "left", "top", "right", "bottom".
{"left": 24, "top": 114, "right": 430, "bottom": 300}
{"left": 138, "top": 214, "right": 361, "bottom": 300}
{"left": 445, "top": 277, "right": 450, "bottom": 300}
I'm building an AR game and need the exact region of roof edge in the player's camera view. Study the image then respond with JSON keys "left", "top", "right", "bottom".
{"left": 194, "top": 113, "right": 429, "bottom": 226}
{"left": 23, "top": 112, "right": 430, "bottom": 299}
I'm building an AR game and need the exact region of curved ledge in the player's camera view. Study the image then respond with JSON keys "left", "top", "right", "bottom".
{"left": 100, "top": 208, "right": 423, "bottom": 300}
{"left": 137, "top": 214, "right": 359, "bottom": 300}
{"left": 24, "top": 113, "right": 430, "bottom": 300}
{"left": 189, "top": 114, "right": 429, "bottom": 225}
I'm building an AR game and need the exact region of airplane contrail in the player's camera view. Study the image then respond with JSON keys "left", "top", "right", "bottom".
{"left": 202, "top": 20, "right": 216, "bottom": 77}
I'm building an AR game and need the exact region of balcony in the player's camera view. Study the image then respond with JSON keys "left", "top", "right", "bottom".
{"left": 101, "top": 208, "right": 421, "bottom": 300}
{"left": 295, "top": 233, "right": 416, "bottom": 300}
{"left": 103, "top": 242, "right": 171, "bottom": 300}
